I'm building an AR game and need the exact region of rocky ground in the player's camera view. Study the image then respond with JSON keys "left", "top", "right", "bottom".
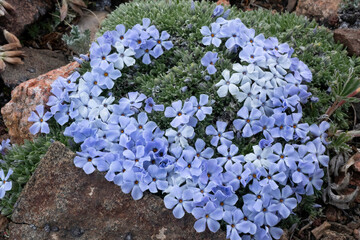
{"left": 0, "top": 0, "right": 360, "bottom": 239}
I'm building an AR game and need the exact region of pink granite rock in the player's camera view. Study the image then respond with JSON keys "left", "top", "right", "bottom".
{"left": 0, "top": 61, "right": 79, "bottom": 145}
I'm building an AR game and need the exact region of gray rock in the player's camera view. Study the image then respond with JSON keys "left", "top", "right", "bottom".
{"left": 9, "top": 142, "right": 226, "bottom": 240}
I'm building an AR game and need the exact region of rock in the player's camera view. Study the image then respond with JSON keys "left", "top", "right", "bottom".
{"left": 9, "top": 142, "right": 226, "bottom": 240}
{"left": 77, "top": 11, "right": 109, "bottom": 41}
{"left": 347, "top": 221, "right": 360, "bottom": 230}
{"left": 0, "top": 0, "right": 56, "bottom": 43}
{"left": 295, "top": 0, "right": 342, "bottom": 22}
{"left": 333, "top": 28, "right": 360, "bottom": 57}
{"left": 0, "top": 62, "right": 79, "bottom": 145}
{"left": 0, "top": 47, "right": 69, "bottom": 89}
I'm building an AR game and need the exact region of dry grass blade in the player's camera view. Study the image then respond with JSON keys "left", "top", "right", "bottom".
{"left": 0, "top": 6, "right": 6, "bottom": 16}
{"left": 70, "top": 0, "right": 87, "bottom": 8}
{"left": 0, "top": 0, "right": 15, "bottom": 12}
{"left": 0, "top": 59, "right": 5, "bottom": 72}
{"left": 60, "top": 0, "right": 68, "bottom": 21}
{"left": 69, "top": 2, "right": 84, "bottom": 16}
{"left": 3, "top": 57, "right": 24, "bottom": 65}
{"left": 0, "top": 43, "right": 20, "bottom": 51}
{"left": 3, "top": 30, "right": 22, "bottom": 48}
{"left": 1, "top": 50, "right": 25, "bottom": 57}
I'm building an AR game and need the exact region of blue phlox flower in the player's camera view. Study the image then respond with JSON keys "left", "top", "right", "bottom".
{"left": 105, "top": 158, "right": 126, "bottom": 184}
{"left": 259, "top": 131, "right": 274, "bottom": 149}
{"left": 0, "top": 168, "right": 13, "bottom": 198}
{"left": 290, "top": 58, "right": 312, "bottom": 82}
{"left": 215, "top": 69, "right": 240, "bottom": 98}
{"left": 311, "top": 138, "right": 329, "bottom": 167}
{"left": 236, "top": 82, "right": 261, "bottom": 108}
{"left": 220, "top": 19, "right": 246, "bottom": 49}
{"left": 150, "top": 29, "right": 173, "bottom": 58}
{"left": 263, "top": 225, "right": 284, "bottom": 240}
{"left": 192, "top": 201, "right": 223, "bottom": 233}
{"left": 164, "top": 100, "right": 193, "bottom": 128}
{"left": 253, "top": 115, "right": 275, "bottom": 136}
{"left": 285, "top": 113, "right": 309, "bottom": 139}
{"left": 189, "top": 94, "right": 212, "bottom": 121}
{"left": 269, "top": 185, "right": 297, "bottom": 218}
{"left": 131, "top": 112, "right": 157, "bottom": 133}
{"left": 264, "top": 37, "right": 290, "bottom": 57}
{"left": 199, "top": 159, "right": 222, "bottom": 185}
{"left": 122, "top": 170, "right": 148, "bottom": 200}
{"left": 223, "top": 162, "right": 247, "bottom": 191}
{"left": 232, "top": 63, "right": 259, "bottom": 85}
{"left": 212, "top": 5, "right": 224, "bottom": 17}
{"left": 175, "top": 148, "right": 202, "bottom": 178}
{"left": 252, "top": 198, "right": 279, "bottom": 227}
{"left": 217, "top": 144, "right": 244, "bottom": 166}
{"left": 267, "top": 143, "right": 299, "bottom": 172}
{"left": 92, "top": 62, "right": 121, "bottom": 89}
{"left": 134, "top": 18, "right": 156, "bottom": 35}
{"left": 309, "top": 121, "right": 330, "bottom": 145}
{"left": 244, "top": 145, "right": 274, "bottom": 168}
{"left": 54, "top": 101, "right": 78, "bottom": 125}
{"left": 64, "top": 71, "right": 80, "bottom": 92}
{"left": 89, "top": 96, "right": 115, "bottom": 122}
{"left": 290, "top": 160, "right": 315, "bottom": 184}
{"left": 213, "top": 188, "right": 237, "bottom": 211}
{"left": 47, "top": 86, "right": 70, "bottom": 114}
{"left": 239, "top": 45, "right": 266, "bottom": 67}
{"left": 305, "top": 166, "right": 324, "bottom": 195}
{"left": 194, "top": 138, "right": 214, "bottom": 161}
{"left": 74, "top": 147, "right": 105, "bottom": 174}
{"left": 123, "top": 144, "right": 150, "bottom": 169}
{"left": 80, "top": 72, "right": 104, "bottom": 97}
{"left": 164, "top": 186, "right": 194, "bottom": 219}
{"left": 119, "top": 92, "right": 147, "bottom": 110}
{"left": 0, "top": 139, "right": 11, "bottom": 155}
{"left": 259, "top": 163, "right": 287, "bottom": 190}
{"left": 114, "top": 42, "right": 136, "bottom": 70}
{"left": 114, "top": 24, "right": 128, "bottom": 45}
{"left": 145, "top": 97, "right": 164, "bottom": 113}
{"left": 269, "top": 113, "right": 293, "bottom": 141}
{"left": 134, "top": 40, "right": 157, "bottom": 64}
{"left": 243, "top": 181, "right": 271, "bottom": 212}
{"left": 165, "top": 125, "right": 194, "bottom": 148}
{"left": 201, "top": 51, "right": 218, "bottom": 75}
{"left": 28, "top": 105, "right": 53, "bottom": 135}
{"left": 243, "top": 31, "right": 266, "bottom": 48}
{"left": 64, "top": 120, "right": 97, "bottom": 143}
{"left": 253, "top": 71, "right": 275, "bottom": 102}
{"left": 222, "top": 9, "right": 231, "bottom": 19}
{"left": 233, "top": 106, "right": 262, "bottom": 137}
{"left": 143, "top": 165, "right": 168, "bottom": 193}
{"left": 200, "top": 23, "right": 222, "bottom": 47}
{"left": 223, "top": 209, "right": 257, "bottom": 239}
{"left": 206, "top": 121, "right": 234, "bottom": 147}
{"left": 89, "top": 42, "right": 113, "bottom": 68}
{"left": 127, "top": 29, "right": 150, "bottom": 50}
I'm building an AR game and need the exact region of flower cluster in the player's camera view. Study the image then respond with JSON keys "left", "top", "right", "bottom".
{"left": 28, "top": 6, "right": 330, "bottom": 240}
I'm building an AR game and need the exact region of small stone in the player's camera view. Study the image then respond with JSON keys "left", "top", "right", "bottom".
{"left": 26, "top": 68, "right": 36, "bottom": 73}
{"left": 347, "top": 221, "right": 360, "bottom": 230}
{"left": 43, "top": 224, "right": 50, "bottom": 232}
{"left": 71, "top": 227, "right": 84, "bottom": 237}
{"left": 354, "top": 229, "right": 359, "bottom": 238}
{"left": 51, "top": 226, "right": 59, "bottom": 232}
{"left": 124, "top": 232, "right": 132, "bottom": 240}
